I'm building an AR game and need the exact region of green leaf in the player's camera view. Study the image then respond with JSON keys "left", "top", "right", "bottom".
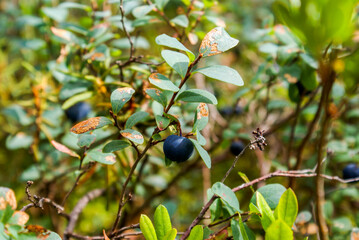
{"left": 77, "top": 133, "right": 97, "bottom": 148}
{"left": 256, "top": 192, "right": 275, "bottom": 230}
{"left": 58, "top": 2, "right": 91, "bottom": 11}
{"left": 155, "top": 34, "right": 195, "bottom": 61}
{"left": 121, "top": 129, "right": 144, "bottom": 144}
{"left": 163, "top": 228, "right": 177, "bottom": 240}
{"left": 132, "top": 5, "right": 155, "bottom": 18}
{"left": 125, "top": 111, "right": 149, "bottom": 129}
{"left": 161, "top": 50, "right": 189, "bottom": 78}
{"left": 155, "top": 115, "right": 170, "bottom": 130}
{"left": 110, "top": 87, "right": 135, "bottom": 114}
{"left": 154, "top": 0, "right": 169, "bottom": 11}
{"left": 103, "top": 140, "right": 131, "bottom": 153}
{"left": 193, "top": 103, "right": 209, "bottom": 131}
{"left": 62, "top": 91, "right": 93, "bottom": 110}
{"left": 5, "top": 133, "right": 34, "bottom": 150}
{"left": 170, "top": 14, "right": 189, "bottom": 28}
{"left": 211, "top": 182, "right": 240, "bottom": 212}
{"left": 231, "top": 217, "right": 249, "bottom": 240}
{"left": 149, "top": 73, "right": 179, "bottom": 92}
{"left": 196, "top": 130, "right": 206, "bottom": 146}
{"left": 209, "top": 198, "right": 223, "bottom": 221}
{"left": 1, "top": 205, "right": 14, "bottom": 224}
{"left": 140, "top": 214, "right": 158, "bottom": 240}
{"left": 187, "top": 225, "right": 203, "bottom": 240}
{"left": 265, "top": 219, "right": 293, "bottom": 240}
{"left": 70, "top": 117, "right": 113, "bottom": 134}
{"left": 250, "top": 184, "right": 286, "bottom": 210}
{"left": 42, "top": 7, "right": 68, "bottom": 22}
{"left": 146, "top": 88, "right": 168, "bottom": 107}
{"left": 59, "top": 81, "right": 92, "bottom": 100}
{"left": 199, "top": 27, "right": 239, "bottom": 57}
{"left": 87, "top": 150, "right": 116, "bottom": 165}
{"left": 176, "top": 89, "right": 218, "bottom": 105}
{"left": 274, "top": 188, "right": 298, "bottom": 228}
{"left": 190, "top": 139, "right": 211, "bottom": 168}
{"left": 194, "top": 65, "right": 244, "bottom": 86}
{"left": 154, "top": 205, "right": 172, "bottom": 240}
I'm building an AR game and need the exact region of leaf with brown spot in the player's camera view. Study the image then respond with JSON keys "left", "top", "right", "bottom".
{"left": 70, "top": 117, "right": 113, "bottom": 134}
{"left": 51, "top": 140, "right": 80, "bottom": 158}
{"left": 0, "top": 187, "right": 17, "bottom": 210}
{"left": 10, "top": 211, "right": 29, "bottom": 225}
{"left": 87, "top": 150, "right": 117, "bottom": 165}
{"left": 51, "top": 27, "right": 74, "bottom": 42}
{"left": 199, "top": 27, "right": 239, "bottom": 57}
{"left": 110, "top": 87, "right": 135, "bottom": 114}
{"left": 193, "top": 103, "right": 209, "bottom": 131}
{"left": 149, "top": 73, "right": 179, "bottom": 92}
{"left": 146, "top": 88, "right": 167, "bottom": 107}
{"left": 155, "top": 115, "right": 170, "bottom": 130}
{"left": 121, "top": 129, "right": 144, "bottom": 144}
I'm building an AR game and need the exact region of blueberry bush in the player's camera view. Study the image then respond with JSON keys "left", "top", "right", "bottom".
{"left": 1, "top": 0, "right": 359, "bottom": 239}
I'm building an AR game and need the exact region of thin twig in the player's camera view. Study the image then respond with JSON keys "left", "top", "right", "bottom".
{"left": 64, "top": 188, "right": 106, "bottom": 239}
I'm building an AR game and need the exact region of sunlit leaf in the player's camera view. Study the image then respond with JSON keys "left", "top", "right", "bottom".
{"left": 155, "top": 34, "right": 195, "bottom": 61}
{"left": 70, "top": 117, "right": 113, "bottom": 134}
{"left": 161, "top": 50, "right": 189, "bottom": 78}
{"left": 176, "top": 89, "right": 217, "bottom": 105}
{"left": 199, "top": 27, "right": 239, "bottom": 57}
{"left": 87, "top": 150, "right": 116, "bottom": 165}
{"left": 140, "top": 214, "right": 158, "bottom": 240}
{"left": 190, "top": 139, "right": 211, "bottom": 168}
{"left": 51, "top": 140, "right": 80, "bottom": 158}
{"left": 110, "top": 87, "right": 135, "bottom": 114}
{"left": 149, "top": 73, "right": 179, "bottom": 92}
{"left": 194, "top": 65, "right": 243, "bottom": 86}
{"left": 121, "top": 129, "right": 144, "bottom": 144}
{"left": 211, "top": 182, "right": 240, "bottom": 212}
{"left": 146, "top": 88, "right": 168, "bottom": 107}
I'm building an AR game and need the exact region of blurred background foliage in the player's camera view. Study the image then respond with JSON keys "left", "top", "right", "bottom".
{"left": 1, "top": 0, "right": 359, "bottom": 239}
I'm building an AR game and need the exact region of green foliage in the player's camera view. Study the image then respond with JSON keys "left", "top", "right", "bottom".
{"left": 1, "top": 0, "right": 359, "bottom": 239}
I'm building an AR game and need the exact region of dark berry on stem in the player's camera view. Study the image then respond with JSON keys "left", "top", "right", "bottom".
{"left": 163, "top": 135, "right": 194, "bottom": 163}
{"left": 342, "top": 164, "right": 359, "bottom": 181}
{"left": 65, "top": 102, "right": 91, "bottom": 123}
{"left": 230, "top": 140, "right": 245, "bottom": 156}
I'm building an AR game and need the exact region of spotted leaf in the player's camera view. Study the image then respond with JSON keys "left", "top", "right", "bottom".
{"left": 146, "top": 88, "right": 167, "bottom": 107}
{"left": 87, "top": 150, "right": 116, "bottom": 165}
{"left": 155, "top": 115, "right": 170, "bottom": 130}
{"left": 193, "top": 103, "right": 209, "bottom": 131}
{"left": 149, "top": 73, "right": 179, "bottom": 92}
{"left": 10, "top": 211, "right": 29, "bottom": 225}
{"left": 0, "top": 187, "right": 17, "bottom": 210}
{"left": 110, "top": 87, "right": 135, "bottom": 114}
{"left": 121, "top": 129, "right": 144, "bottom": 144}
{"left": 199, "top": 27, "right": 239, "bottom": 57}
{"left": 70, "top": 117, "right": 113, "bottom": 134}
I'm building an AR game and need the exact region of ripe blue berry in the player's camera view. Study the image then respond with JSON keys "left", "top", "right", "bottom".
{"left": 65, "top": 102, "right": 91, "bottom": 123}
{"left": 230, "top": 141, "right": 245, "bottom": 156}
{"left": 163, "top": 135, "right": 194, "bottom": 163}
{"left": 342, "top": 164, "right": 359, "bottom": 181}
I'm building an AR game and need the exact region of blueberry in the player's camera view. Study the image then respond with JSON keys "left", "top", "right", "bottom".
{"left": 230, "top": 141, "right": 245, "bottom": 156}
{"left": 163, "top": 135, "right": 194, "bottom": 163}
{"left": 65, "top": 102, "right": 91, "bottom": 123}
{"left": 342, "top": 164, "right": 359, "bottom": 181}
{"left": 219, "top": 106, "right": 243, "bottom": 117}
